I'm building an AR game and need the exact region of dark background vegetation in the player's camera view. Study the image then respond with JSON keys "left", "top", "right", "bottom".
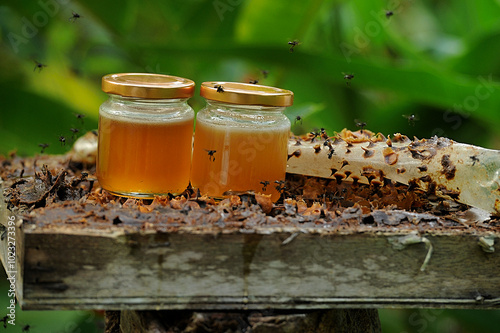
{"left": 1, "top": 0, "right": 500, "bottom": 332}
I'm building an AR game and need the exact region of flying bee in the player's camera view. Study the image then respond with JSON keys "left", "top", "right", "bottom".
{"left": 70, "top": 127, "right": 80, "bottom": 139}
{"left": 214, "top": 84, "right": 224, "bottom": 93}
{"left": 342, "top": 72, "right": 354, "bottom": 86}
{"left": 354, "top": 119, "right": 367, "bottom": 132}
{"left": 249, "top": 79, "right": 259, "bottom": 84}
{"left": 22, "top": 324, "right": 31, "bottom": 332}
{"left": 59, "top": 135, "right": 66, "bottom": 146}
{"left": 69, "top": 11, "right": 82, "bottom": 22}
{"left": 294, "top": 115, "right": 303, "bottom": 125}
{"left": 288, "top": 40, "right": 301, "bottom": 53}
{"left": 75, "top": 113, "right": 86, "bottom": 125}
{"left": 385, "top": 10, "right": 394, "bottom": 18}
{"left": 38, "top": 143, "right": 49, "bottom": 154}
{"left": 204, "top": 149, "right": 216, "bottom": 161}
{"left": 260, "top": 180, "right": 270, "bottom": 191}
{"left": 0, "top": 315, "right": 7, "bottom": 328}
{"left": 33, "top": 60, "right": 47, "bottom": 72}
{"left": 402, "top": 114, "right": 419, "bottom": 126}
{"left": 260, "top": 69, "right": 269, "bottom": 78}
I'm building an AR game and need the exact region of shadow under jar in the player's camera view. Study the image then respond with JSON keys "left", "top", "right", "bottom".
{"left": 191, "top": 82, "right": 294, "bottom": 201}
{"left": 97, "top": 73, "right": 195, "bottom": 198}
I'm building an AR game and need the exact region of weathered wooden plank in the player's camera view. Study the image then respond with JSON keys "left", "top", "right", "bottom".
{"left": 1, "top": 161, "right": 499, "bottom": 311}
{"left": 3, "top": 220, "right": 499, "bottom": 310}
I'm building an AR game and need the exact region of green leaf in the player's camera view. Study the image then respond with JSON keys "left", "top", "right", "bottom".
{"left": 0, "top": 83, "right": 97, "bottom": 156}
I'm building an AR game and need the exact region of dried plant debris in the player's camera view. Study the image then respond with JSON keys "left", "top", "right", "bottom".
{"left": 288, "top": 128, "right": 500, "bottom": 216}
{"left": 2, "top": 148, "right": 499, "bottom": 234}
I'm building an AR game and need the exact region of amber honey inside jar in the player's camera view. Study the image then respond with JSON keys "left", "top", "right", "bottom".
{"left": 191, "top": 82, "right": 293, "bottom": 201}
{"left": 97, "top": 73, "right": 195, "bottom": 198}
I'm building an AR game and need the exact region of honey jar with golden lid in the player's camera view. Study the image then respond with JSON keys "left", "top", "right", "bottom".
{"left": 97, "top": 73, "right": 195, "bottom": 198}
{"left": 191, "top": 81, "right": 294, "bottom": 201}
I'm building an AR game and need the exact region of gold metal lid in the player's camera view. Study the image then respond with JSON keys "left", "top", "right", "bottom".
{"left": 102, "top": 73, "right": 195, "bottom": 99}
{"left": 200, "top": 82, "right": 294, "bottom": 107}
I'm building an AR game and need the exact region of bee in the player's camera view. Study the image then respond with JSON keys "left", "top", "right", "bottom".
{"left": 320, "top": 127, "right": 329, "bottom": 139}
{"left": 385, "top": 10, "right": 394, "bottom": 18}
{"left": 260, "top": 69, "right": 269, "bottom": 78}
{"left": 0, "top": 315, "right": 7, "bottom": 328}
{"left": 342, "top": 72, "right": 354, "bottom": 86}
{"left": 70, "top": 127, "right": 80, "bottom": 139}
{"left": 470, "top": 155, "right": 479, "bottom": 166}
{"left": 22, "top": 324, "right": 31, "bottom": 332}
{"left": 214, "top": 84, "right": 224, "bottom": 93}
{"left": 38, "top": 143, "right": 49, "bottom": 154}
{"left": 59, "top": 135, "right": 66, "bottom": 146}
{"left": 69, "top": 11, "right": 82, "bottom": 22}
{"left": 75, "top": 113, "right": 86, "bottom": 125}
{"left": 309, "top": 131, "right": 320, "bottom": 143}
{"left": 260, "top": 181, "right": 270, "bottom": 191}
{"left": 402, "top": 114, "right": 419, "bottom": 126}
{"left": 327, "top": 148, "right": 335, "bottom": 159}
{"left": 294, "top": 115, "right": 303, "bottom": 125}
{"left": 288, "top": 40, "right": 300, "bottom": 53}
{"left": 249, "top": 79, "right": 259, "bottom": 84}
{"left": 205, "top": 149, "right": 216, "bottom": 161}
{"left": 274, "top": 180, "right": 286, "bottom": 193}
{"left": 354, "top": 119, "right": 367, "bottom": 132}
{"left": 33, "top": 60, "right": 47, "bottom": 72}
{"left": 326, "top": 191, "right": 344, "bottom": 202}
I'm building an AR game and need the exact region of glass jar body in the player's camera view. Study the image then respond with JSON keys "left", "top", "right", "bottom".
{"left": 190, "top": 100, "right": 291, "bottom": 201}
{"left": 97, "top": 95, "right": 194, "bottom": 198}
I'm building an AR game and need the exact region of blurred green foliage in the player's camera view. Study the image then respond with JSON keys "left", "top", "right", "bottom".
{"left": 2, "top": 0, "right": 500, "bottom": 157}
{"left": 1, "top": 0, "right": 500, "bottom": 331}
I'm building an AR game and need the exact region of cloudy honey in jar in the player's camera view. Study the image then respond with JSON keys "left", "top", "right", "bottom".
{"left": 97, "top": 73, "right": 195, "bottom": 198}
{"left": 191, "top": 82, "right": 293, "bottom": 201}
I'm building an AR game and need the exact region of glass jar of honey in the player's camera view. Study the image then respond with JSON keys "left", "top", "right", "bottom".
{"left": 191, "top": 82, "right": 293, "bottom": 201}
{"left": 97, "top": 73, "right": 195, "bottom": 198}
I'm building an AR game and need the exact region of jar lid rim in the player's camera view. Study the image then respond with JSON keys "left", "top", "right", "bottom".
{"left": 102, "top": 73, "right": 195, "bottom": 99}
{"left": 200, "top": 82, "right": 293, "bottom": 107}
